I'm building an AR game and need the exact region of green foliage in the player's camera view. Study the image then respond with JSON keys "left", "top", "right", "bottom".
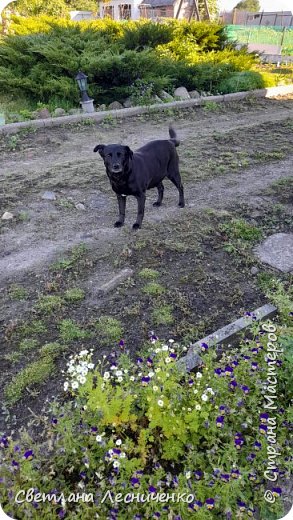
{"left": 152, "top": 304, "right": 174, "bottom": 325}
{"left": 13, "top": 0, "right": 69, "bottom": 17}
{"left": 0, "top": 322, "right": 291, "bottom": 518}
{"left": 18, "top": 338, "right": 39, "bottom": 351}
{"left": 4, "top": 357, "right": 54, "bottom": 405}
{"left": 59, "top": 319, "right": 88, "bottom": 342}
{"left": 234, "top": 0, "right": 260, "bottom": 11}
{"left": 64, "top": 287, "right": 85, "bottom": 302}
{"left": 218, "top": 70, "right": 277, "bottom": 94}
{"left": 142, "top": 282, "right": 165, "bottom": 296}
{"left": 8, "top": 284, "right": 28, "bottom": 300}
{"left": 220, "top": 218, "right": 262, "bottom": 241}
{"left": 95, "top": 316, "right": 124, "bottom": 346}
{"left": 0, "top": 18, "right": 261, "bottom": 106}
{"left": 138, "top": 268, "right": 160, "bottom": 280}
{"left": 35, "top": 294, "right": 64, "bottom": 314}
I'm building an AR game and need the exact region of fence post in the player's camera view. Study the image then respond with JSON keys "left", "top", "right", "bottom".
{"left": 280, "top": 26, "right": 286, "bottom": 54}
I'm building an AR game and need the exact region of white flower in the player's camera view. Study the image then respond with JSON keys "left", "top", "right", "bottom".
{"left": 169, "top": 339, "right": 175, "bottom": 344}
{"left": 130, "top": 376, "right": 135, "bottom": 381}
{"left": 72, "top": 381, "right": 79, "bottom": 389}
{"left": 124, "top": 369, "right": 128, "bottom": 374}
{"left": 87, "top": 363, "right": 94, "bottom": 369}
{"left": 193, "top": 389, "right": 198, "bottom": 394}
{"left": 196, "top": 372, "right": 202, "bottom": 379}
{"left": 117, "top": 376, "right": 123, "bottom": 382}
{"left": 148, "top": 371, "right": 155, "bottom": 377}
{"left": 103, "top": 372, "right": 110, "bottom": 380}
{"left": 113, "top": 461, "right": 120, "bottom": 468}
{"left": 206, "top": 387, "right": 214, "bottom": 395}
{"left": 153, "top": 386, "right": 159, "bottom": 392}
{"left": 195, "top": 404, "right": 201, "bottom": 411}
{"left": 116, "top": 439, "right": 122, "bottom": 446}
{"left": 110, "top": 365, "right": 117, "bottom": 371}
{"left": 64, "top": 381, "right": 69, "bottom": 391}
{"left": 185, "top": 471, "right": 191, "bottom": 479}
{"left": 162, "top": 345, "right": 169, "bottom": 351}
{"left": 158, "top": 400, "right": 164, "bottom": 407}
{"left": 96, "top": 435, "right": 102, "bottom": 443}
{"left": 78, "top": 376, "right": 86, "bottom": 385}
{"left": 165, "top": 357, "right": 171, "bottom": 364}
{"left": 155, "top": 368, "right": 161, "bottom": 373}
{"left": 201, "top": 394, "right": 208, "bottom": 401}
{"left": 120, "top": 452, "right": 126, "bottom": 459}
{"left": 116, "top": 370, "right": 123, "bottom": 377}
{"left": 79, "top": 350, "right": 88, "bottom": 356}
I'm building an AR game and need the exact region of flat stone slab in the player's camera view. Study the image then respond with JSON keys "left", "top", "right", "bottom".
{"left": 254, "top": 233, "right": 293, "bottom": 273}
{"left": 178, "top": 303, "right": 277, "bottom": 372}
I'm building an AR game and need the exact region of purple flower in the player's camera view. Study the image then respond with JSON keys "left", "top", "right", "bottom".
{"left": 188, "top": 379, "right": 194, "bottom": 386}
{"left": 237, "top": 501, "right": 246, "bottom": 511}
{"left": 237, "top": 400, "right": 244, "bottom": 407}
{"left": 79, "top": 471, "right": 86, "bottom": 480}
{"left": 242, "top": 385, "right": 250, "bottom": 394}
{"left": 0, "top": 436, "right": 9, "bottom": 448}
{"left": 231, "top": 468, "right": 240, "bottom": 479}
{"left": 141, "top": 376, "right": 150, "bottom": 385}
{"left": 214, "top": 368, "right": 222, "bottom": 375}
{"left": 225, "top": 366, "right": 233, "bottom": 376}
{"left": 57, "top": 509, "right": 66, "bottom": 519}
{"left": 216, "top": 416, "right": 225, "bottom": 428}
{"left": 169, "top": 353, "right": 177, "bottom": 359}
{"left": 119, "top": 339, "right": 125, "bottom": 348}
{"left": 153, "top": 513, "right": 161, "bottom": 519}
{"left": 51, "top": 417, "right": 58, "bottom": 425}
{"left": 254, "top": 441, "right": 262, "bottom": 450}
{"left": 247, "top": 453, "right": 256, "bottom": 461}
{"left": 260, "top": 413, "right": 269, "bottom": 423}
{"left": 201, "top": 342, "right": 208, "bottom": 351}
{"left": 91, "top": 426, "right": 98, "bottom": 433}
{"left": 251, "top": 348, "right": 259, "bottom": 355}
{"left": 220, "top": 473, "right": 230, "bottom": 482}
{"left": 149, "top": 485, "right": 157, "bottom": 493}
{"left": 248, "top": 507, "right": 256, "bottom": 517}
{"left": 229, "top": 380, "right": 237, "bottom": 389}
{"left": 113, "top": 448, "right": 121, "bottom": 456}
{"left": 259, "top": 424, "right": 267, "bottom": 434}
{"left": 232, "top": 360, "right": 239, "bottom": 367}
{"left": 137, "top": 357, "right": 143, "bottom": 364}
{"left": 194, "top": 470, "right": 203, "bottom": 480}
{"left": 23, "top": 450, "right": 34, "bottom": 460}
{"left": 189, "top": 500, "right": 202, "bottom": 511}
{"left": 234, "top": 438, "right": 244, "bottom": 449}
{"left": 251, "top": 362, "right": 258, "bottom": 370}
{"left": 272, "top": 487, "right": 282, "bottom": 497}
{"left": 248, "top": 472, "right": 257, "bottom": 481}
{"left": 11, "top": 460, "right": 19, "bottom": 469}
{"left": 130, "top": 477, "right": 140, "bottom": 488}
{"left": 206, "top": 498, "right": 215, "bottom": 509}
{"left": 146, "top": 357, "right": 153, "bottom": 366}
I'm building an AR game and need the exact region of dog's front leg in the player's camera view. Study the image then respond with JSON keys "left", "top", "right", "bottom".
{"left": 133, "top": 193, "right": 146, "bottom": 230}
{"left": 114, "top": 195, "right": 126, "bottom": 228}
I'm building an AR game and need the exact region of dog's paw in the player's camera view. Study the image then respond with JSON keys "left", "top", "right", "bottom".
{"left": 114, "top": 221, "right": 124, "bottom": 228}
{"left": 153, "top": 201, "right": 161, "bottom": 207}
{"left": 132, "top": 223, "right": 140, "bottom": 230}
{"left": 178, "top": 202, "right": 185, "bottom": 208}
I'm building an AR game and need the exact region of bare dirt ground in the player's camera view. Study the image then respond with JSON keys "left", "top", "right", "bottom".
{"left": 0, "top": 96, "right": 292, "bottom": 433}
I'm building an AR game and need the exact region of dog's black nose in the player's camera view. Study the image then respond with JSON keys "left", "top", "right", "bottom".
{"left": 113, "top": 163, "right": 120, "bottom": 170}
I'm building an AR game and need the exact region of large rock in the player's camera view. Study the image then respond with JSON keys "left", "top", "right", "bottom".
{"left": 53, "top": 108, "right": 66, "bottom": 117}
{"left": 189, "top": 90, "right": 200, "bottom": 99}
{"left": 254, "top": 233, "right": 293, "bottom": 273}
{"left": 108, "top": 101, "right": 123, "bottom": 110}
{"left": 174, "top": 87, "right": 190, "bottom": 100}
{"left": 37, "top": 108, "right": 51, "bottom": 119}
{"left": 160, "top": 90, "right": 174, "bottom": 102}
{"left": 1, "top": 211, "right": 14, "bottom": 220}
{"left": 123, "top": 98, "right": 133, "bottom": 108}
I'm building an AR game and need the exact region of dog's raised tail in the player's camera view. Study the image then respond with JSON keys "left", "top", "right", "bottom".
{"left": 169, "top": 125, "right": 180, "bottom": 147}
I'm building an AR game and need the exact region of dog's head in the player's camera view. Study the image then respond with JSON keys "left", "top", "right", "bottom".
{"left": 93, "top": 144, "right": 133, "bottom": 175}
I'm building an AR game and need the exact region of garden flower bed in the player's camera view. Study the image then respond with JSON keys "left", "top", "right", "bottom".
{"left": 0, "top": 317, "right": 291, "bottom": 519}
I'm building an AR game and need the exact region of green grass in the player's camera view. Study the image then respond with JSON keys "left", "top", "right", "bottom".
{"left": 4, "top": 358, "right": 55, "bottom": 405}
{"left": 19, "top": 338, "right": 39, "bottom": 352}
{"left": 142, "top": 282, "right": 166, "bottom": 297}
{"left": 40, "top": 342, "right": 66, "bottom": 358}
{"left": 59, "top": 319, "right": 89, "bottom": 342}
{"left": 51, "top": 244, "right": 88, "bottom": 271}
{"left": 18, "top": 320, "right": 47, "bottom": 337}
{"left": 64, "top": 288, "right": 85, "bottom": 302}
{"left": 138, "top": 268, "right": 160, "bottom": 280}
{"left": 8, "top": 284, "right": 28, "bottom": 300}
{"left": 95, "top": 316, "right": 124, "bottom": 346}
{"left": 152, "top": 305, "right": 174, "bottom": 326}
{"left": 220, "top": 218, "right": 262, "bottom": 242}
{"left": 264, "top": 177, "right": 293, "bottom": 204}
{"left": 4, "top": 352, "right": 22, "bottom": 363}
{"left": 35, "top": 295, "right": 64, "bottom": 314}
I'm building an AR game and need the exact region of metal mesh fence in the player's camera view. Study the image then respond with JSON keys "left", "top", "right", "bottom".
{"left": 226, "top": 25, "right": 293, "bottom": 55}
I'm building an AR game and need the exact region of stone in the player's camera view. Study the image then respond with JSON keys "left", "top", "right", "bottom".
{"left": 250, "top": 266, "right": 259, "bottom": 275}
{"left": 123, "top": 98, "right": 133, "bottom": 108}
{"left": 68, "top": 108, "right": 82, "bottom": 115}
{"left": 41, "top": 191, "right": 56, "bottom": 201}
{"left": 178, "top": 303, "right": 277, "bottom": 372}
{"left": 108, "top": 101, "right": 123, "bottom": 110}
{"left": 53, "top": 108, "right": 66, "bottom": 117}
{"left": 98, "top": 104, "right": 107, "bottom": 112}
{"left": 160, "top": 90, "right": 174, "bottom": 102}
{"left": 152, "top": 95, "right": 163, "bottom": 104}
{"left": 97, "top": 268, "right": 134, "bottom": 294}
{"left": 1, "top": 211, "right": 14, "bottom": 220}
{"left": 75, "top": 203, "right": 86, "bottom": 211}
{"left": 37, "top": 108, "right": 51, "bottom": 119}
{"left": 189, "top": 90, "right": 200, "bottom": 99}
{"left": 254, "top": 233, "right": 293, "bottom": 273}
{"left": 174, "top": 87, "right": 190, "bottom": 100}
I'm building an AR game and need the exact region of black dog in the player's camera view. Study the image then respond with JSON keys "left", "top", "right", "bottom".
{"left": 93, "top": 126, "right": 185, "bottom": 229}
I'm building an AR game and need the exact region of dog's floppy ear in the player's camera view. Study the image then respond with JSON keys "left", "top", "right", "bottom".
{"left": 125, "top": 146, "right": 133, "bottom": 159}
{"left": 93, "top": 144, "right": 105, "bottom": 157}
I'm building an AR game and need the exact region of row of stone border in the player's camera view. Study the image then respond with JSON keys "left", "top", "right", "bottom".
{"left": 178, "top": 303, "right": 278, "bottom": 372}
{"left": 1, "top": 84, "right": 292, "bottom": 135}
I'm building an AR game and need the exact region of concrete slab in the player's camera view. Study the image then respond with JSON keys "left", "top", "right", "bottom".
{"left": 254, "top": 233, "right": 293, "bottom": 273}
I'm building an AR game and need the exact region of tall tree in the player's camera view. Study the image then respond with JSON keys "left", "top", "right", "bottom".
{"left": 234, "top": 0, "right": 260, "bottom": 12}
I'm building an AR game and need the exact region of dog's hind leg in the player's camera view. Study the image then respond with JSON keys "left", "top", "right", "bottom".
{"left": 153, "top": 182, "right": 164, "bottom": 207}
{"left": 133, "top": 193, "right": 146, "bottom": 229}
{"left": 169, "top": 175, "right": 185, "bottom": 208}
{"left": 114, "top": 195, "right": 126, "bottom": 227}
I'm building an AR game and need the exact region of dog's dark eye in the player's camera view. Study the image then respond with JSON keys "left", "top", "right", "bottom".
{"left": 106, "top": 153, "right": 112, "bottom": 158}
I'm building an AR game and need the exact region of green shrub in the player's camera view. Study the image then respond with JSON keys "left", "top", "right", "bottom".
{"left": 218, "top": 70, "right": 265, "bottom": 93}
{"left": 95, "top": 316, "right": 124, "bottom": 346}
